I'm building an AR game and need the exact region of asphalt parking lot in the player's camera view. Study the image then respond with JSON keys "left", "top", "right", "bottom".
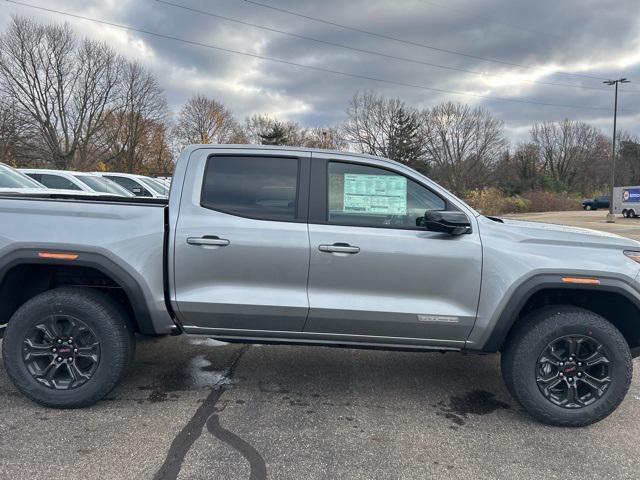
{"left": 1, "top": 210, "right": 640, "bottom": 480}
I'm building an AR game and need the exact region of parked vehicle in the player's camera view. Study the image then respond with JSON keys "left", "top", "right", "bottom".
{"left": 20, "top": 169, "right": 133, "bottom": 197}
{"left": 1, "top": 163, "right": 48, "bottom": 190}
{"left": 0, "top": 163, "right": 104, "bottom": 196}
{"left": 1, "top": 145, "right": 639, "bottom": 427}
{"left": 612, "top": 186, "right": 640, "bottom": 218}
{"left": 582, "top": 195, "right": 610, "bottom": 211}
{"left": 94, "top": 172, "right": 168, "bottom": 198}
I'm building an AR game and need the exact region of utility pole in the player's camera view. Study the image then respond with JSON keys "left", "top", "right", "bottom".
{"left": 604, "top": 77, "right": 630, "bottom": 222}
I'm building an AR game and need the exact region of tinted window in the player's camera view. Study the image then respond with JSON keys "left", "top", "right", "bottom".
{"left": 2, "top": 168, "right": 43, "bottom": 188}
{"left": 327, "top": 162, "right": 445, "bottom": 228}
{"left": 201, "top": 156, "right": 299, "bottom": 221}
{"left": 75, "top": 175, "right": 133, "bottom": 196}
{"left": 37, "top": 174, "right": 82, "bottom": 190}
{"left": 138, "top": 176, "right": 168, "bottom": 196}
{"left": 104, "top": 176, "right": 152, "bottom": 196}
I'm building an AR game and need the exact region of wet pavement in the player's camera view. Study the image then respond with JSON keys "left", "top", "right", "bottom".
{"left": 1, "top": 335, "right": 639, "bottom": 479}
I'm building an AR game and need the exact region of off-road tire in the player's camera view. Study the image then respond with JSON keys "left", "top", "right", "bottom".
{"left": 2, "top": 287, "right": 136, "bottom": 408}
{"left": 501, "top": 306, "right": 632, "bottom": 427}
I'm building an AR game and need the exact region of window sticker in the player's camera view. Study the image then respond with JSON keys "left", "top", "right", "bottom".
{"left": 342, "top": 174, "right": 407, "bottom": 215}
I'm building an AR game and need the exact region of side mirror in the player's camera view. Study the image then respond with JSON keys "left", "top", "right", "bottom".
{"left": 423, "top": 210, "right": 471, "bottom": 235}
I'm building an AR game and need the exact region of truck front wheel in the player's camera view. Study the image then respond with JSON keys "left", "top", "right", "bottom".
{"left": 501, "top": 306, "right": 632, "bottom": 427}
{"left": 2, "top": 287, "right": 135, "bottom": 408}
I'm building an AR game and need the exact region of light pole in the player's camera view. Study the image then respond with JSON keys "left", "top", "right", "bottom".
{"left": 604, "top": 77, "right": 630, "bottom": 222}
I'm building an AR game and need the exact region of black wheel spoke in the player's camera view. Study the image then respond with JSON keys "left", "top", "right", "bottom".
{"left": 539, "top": 354, "right": 560, "bottom": 366}
{"left": 23, "top": 339, "right": 53, "bottom": 360}
{"left": 536, "top": 372, "right": 562, "bottom": 392}
{"left": 565, "top": 383, "right": 578, "bottom": 405}
{"left": 41, "top": 361, "right": 64, "bottom": 382}
{"left": 579, "top": 373, "right": 611, "bottom": 397}
{"left": 584, "top": 346, "right": 609, "bottom": 367}
{"left": 76, "top": 342, "right": 99, "bottom": 361}
{"left": 536, "top": 334, "right": 611, "bottom": 410}
{"left": 22, "top": 314, "right": 100, "bottom": 390}
{"left": 34, "top": 323, "right": 56, "bottom": 342}
{"left": 67, "top": 363, "right": 91, "bottom": 388}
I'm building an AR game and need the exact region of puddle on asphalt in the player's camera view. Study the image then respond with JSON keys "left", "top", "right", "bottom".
{"left": 137, "top": 353, "right": 231, "bottom": 402}
{"left": 436, "top": 390, "right": 511, "bottom": 428}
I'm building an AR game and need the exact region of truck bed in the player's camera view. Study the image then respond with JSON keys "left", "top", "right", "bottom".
{"left": 0, "top": 194, "right": 174, "bottom": 334}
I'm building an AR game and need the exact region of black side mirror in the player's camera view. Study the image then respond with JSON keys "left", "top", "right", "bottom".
{"left": 423, "top": 210, "right": 471, "bottom": 235}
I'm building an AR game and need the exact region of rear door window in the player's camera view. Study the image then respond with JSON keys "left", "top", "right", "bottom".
{"left": 201, "top": 156, "right": 299, "bottom": 221}
{"left": 104, "top": 176, "right": 152, "bottom": 196}
{"left": 37, "top": 174, "right": 82, "bottom": 191}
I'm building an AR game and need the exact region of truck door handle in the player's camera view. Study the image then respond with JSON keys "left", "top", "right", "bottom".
{"left": 187, "top": 236, "right": 230, "bottom": 247}
{"left": 318, "top": 243, "right": 360, "bottom": 254}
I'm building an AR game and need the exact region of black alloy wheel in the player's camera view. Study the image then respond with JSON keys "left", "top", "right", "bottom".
{"left": 536, "top": 335, "right": 610, "bottom": 409}
{"left": 23, "top": 314, "right": 101, "bottom": 390}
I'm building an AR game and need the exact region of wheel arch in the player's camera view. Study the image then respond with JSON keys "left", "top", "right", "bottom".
{"left": 483, "top": 274, "right": 640, "bottom": 357}
{"left": 0, "top": 248, "right": 156, "bottom": 335}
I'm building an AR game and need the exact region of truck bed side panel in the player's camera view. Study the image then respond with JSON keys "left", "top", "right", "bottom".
{"left": 0, "top": 198, "right": 174, "bottom": 334}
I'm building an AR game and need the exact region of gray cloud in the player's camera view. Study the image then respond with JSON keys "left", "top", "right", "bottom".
{"left": 2, "top": 0, "right": 639, "bottom": 142}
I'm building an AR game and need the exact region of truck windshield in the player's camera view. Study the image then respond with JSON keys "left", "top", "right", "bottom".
{"left": 74, "top": 175, "right": 134, "bottom": 197}
{"left": 0, "top": 164, "right": 44, "bottom": 188}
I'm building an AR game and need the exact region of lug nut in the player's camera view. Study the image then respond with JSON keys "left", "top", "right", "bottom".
{"left": 74, "top": 348, "right": 78, "bottom": 353}
{"left": 578, "top": 362, "right": 582, "bottom": 367}
{"left": 56, "top": 356, "right": 62, "bottom": 362}
{"left": 52, "top": 348, "right": 57, "bottom": 353}
{"left": 67, "top": 357, "right": 73, "bottom": 362}
{"left": 57, "top": 339, "right": 62, "bottom": 344}
{"left": 559, "top": 372, "right": 564, "bottom": 377}
{"left": 559, "top": 362, "right": 564, "bottom": 366}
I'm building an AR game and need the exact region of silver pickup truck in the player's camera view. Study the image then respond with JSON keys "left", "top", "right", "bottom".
{"left": 2, "top": 145, "right": 640, "bottom": 427}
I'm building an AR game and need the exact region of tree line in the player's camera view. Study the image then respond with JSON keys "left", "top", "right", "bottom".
{"left": 1, "top": 16, "right": 638, "bottom": 197}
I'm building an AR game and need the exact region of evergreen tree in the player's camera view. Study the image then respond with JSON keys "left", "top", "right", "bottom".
{"left": 260, "top": 121, "right": 289, "bottom": 145}
{"left": 387, "top": 108, "right": 424, "bottom": 167}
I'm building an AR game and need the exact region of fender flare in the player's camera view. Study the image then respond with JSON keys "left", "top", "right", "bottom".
{"left": 0, "top": 248, "right": 156, "bottom": 334}
{"left": 482, "top": 273, "right": 640, "bottom": 352}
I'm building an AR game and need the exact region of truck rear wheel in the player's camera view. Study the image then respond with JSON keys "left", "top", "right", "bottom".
{"left": 2, "top": 287, "right": 135, "bottom": 408}
{"left": 501, "top": 306, "right": 632, "bottom": 427}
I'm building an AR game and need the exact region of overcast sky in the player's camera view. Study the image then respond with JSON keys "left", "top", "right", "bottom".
{"left": 2, "top": 0, "right": 640, "bottom": 143}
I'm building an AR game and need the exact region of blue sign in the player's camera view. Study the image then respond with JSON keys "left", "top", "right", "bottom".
{"left": 623, "top": 188, "right": 640, "bottom": 203}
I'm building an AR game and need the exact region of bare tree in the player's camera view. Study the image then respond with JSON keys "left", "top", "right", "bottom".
{"left": 342, "top": 91, "right": 425, "bottom": 167}
{"left": 493, "top": 143, "right": 543, "bottom": 194}
{"left": 173, "top": 95, "right": 241, "bottom": 148}
{"left": 0, "top": 16, "right": 121, "bottom": 169}
{"left": 422, "top": 101, "right": 506, "bottom": 193}
{"left": 617, "top": 132, "right": 640, "bottom": 186}
{"left": 302, "top": 127, "right": 346, "bottom": 150}
{"left": 530, "top": 119, "right": 609, "bottom": 192}
{"left": 342, "top": 91, "right": 400, "bottom": 157}
{"left": 0, "top": 97, "right": 32, "bottom": 165}
{"left": 98, "top": 62, "right": 168, "bottom": 173}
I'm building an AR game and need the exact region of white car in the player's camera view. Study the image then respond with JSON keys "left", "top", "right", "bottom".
{"left": 0, "top": 164, "right": 103, "bottom": 196}
{"left": 93, "top": 172, "right": 169, "bottom": 198}
{"left": 20, "top": 169, "right": 134, "bottom": 197}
